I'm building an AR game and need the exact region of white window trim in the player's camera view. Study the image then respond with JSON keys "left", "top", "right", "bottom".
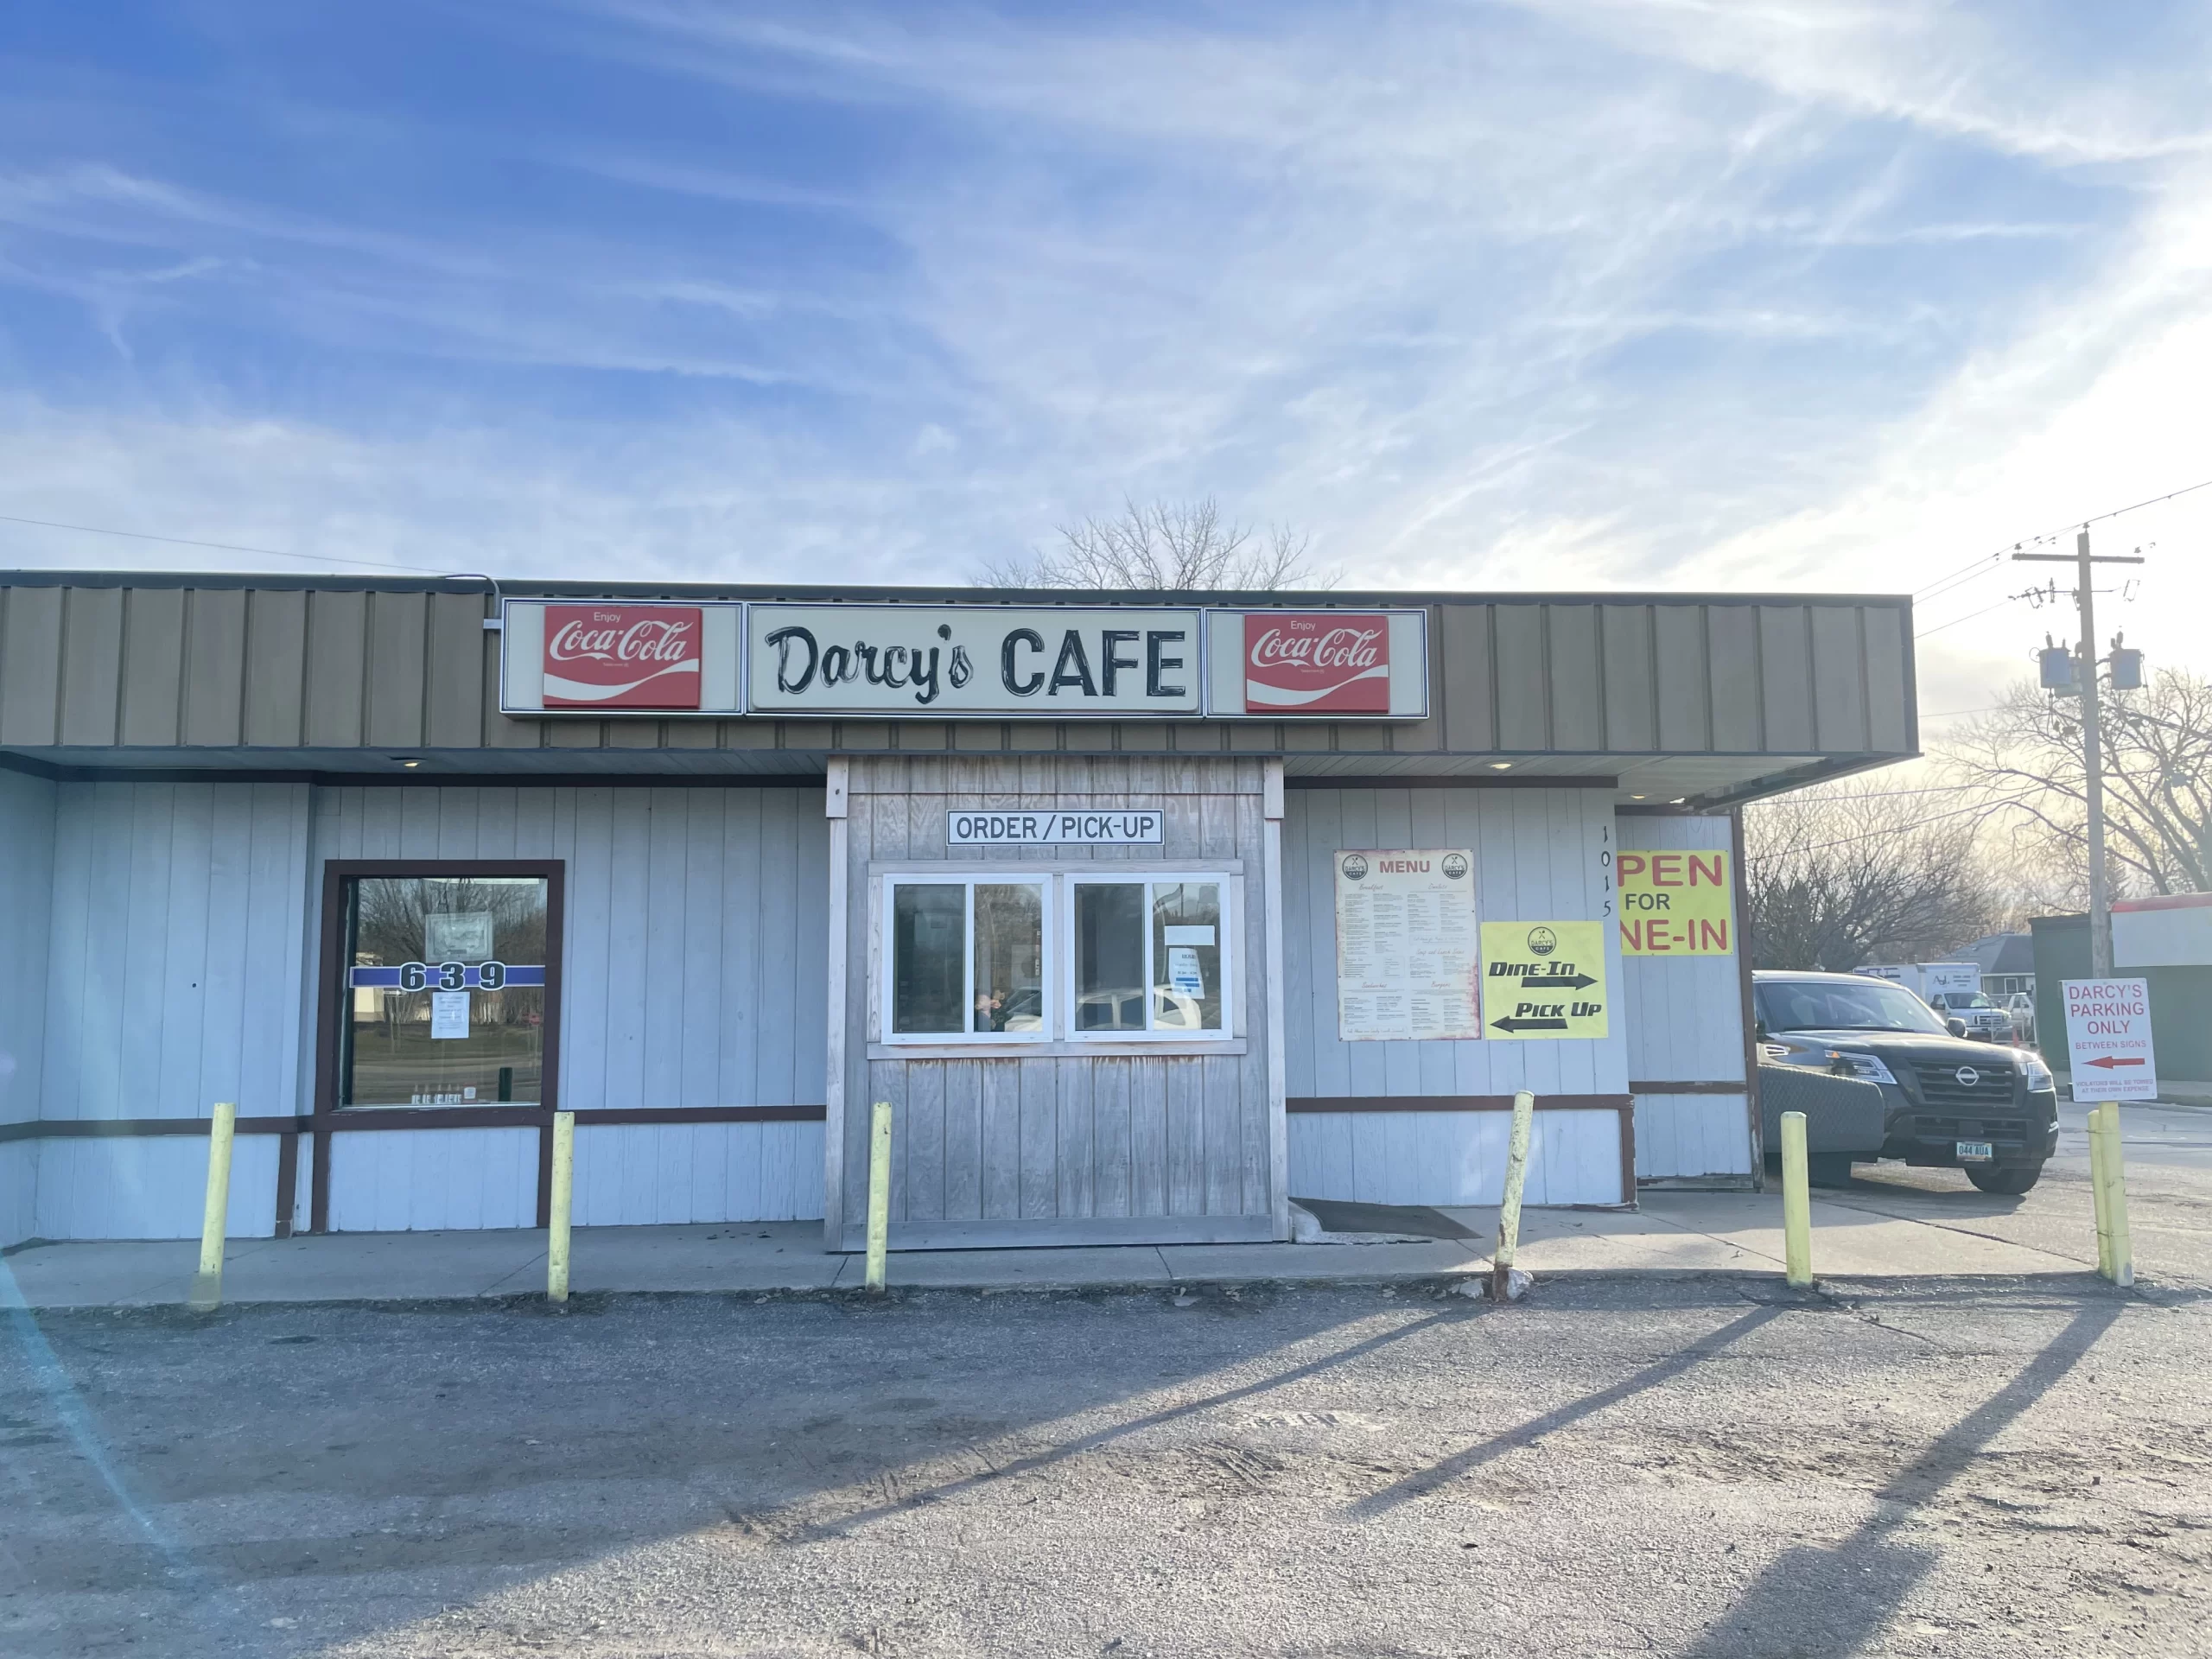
{"left": 1064, "top": 870, "right": 1237, "bottom": 1044}
{"left": 878, "top": 872, "right": 1057, "bottom": 1046}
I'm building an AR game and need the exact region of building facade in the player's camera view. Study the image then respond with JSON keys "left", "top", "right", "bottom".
{"left": 0, "top": 575, "right": 1917, "bottom": 1249}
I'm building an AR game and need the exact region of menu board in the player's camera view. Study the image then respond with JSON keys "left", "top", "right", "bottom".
{"left": 1333, "top": 849, "right": 1480, "bottom": 1041}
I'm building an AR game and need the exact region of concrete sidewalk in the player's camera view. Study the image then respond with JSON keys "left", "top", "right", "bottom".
{"left": 0, "top": 1187, "right": 2105, "bottom": 1310}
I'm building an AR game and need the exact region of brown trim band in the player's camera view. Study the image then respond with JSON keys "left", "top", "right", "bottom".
{"left": 0, "top": 1116, "right": 300, "bottom": 1141}
{"left": 1627, "top": 1081, "right": 1748, "bottom": 1096}
{"left": 0, "top": 1105, "right": 829, "bottom": 1143}
{"left": 1285, "top": 1094, "right": 1632, "bottom": 1114}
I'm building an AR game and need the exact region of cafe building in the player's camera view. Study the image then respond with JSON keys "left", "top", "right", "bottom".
{"left": 0, "top": 574, "right": 1916, "bottom": 1250}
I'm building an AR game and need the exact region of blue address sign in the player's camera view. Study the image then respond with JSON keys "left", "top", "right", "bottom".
{"left": 347, "top": 962, "right": 546, "bottom": 991}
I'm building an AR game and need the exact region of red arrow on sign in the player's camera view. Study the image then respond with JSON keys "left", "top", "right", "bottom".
{"left": 2088, "top": 1056, "right": 2146, "bottom": 1069}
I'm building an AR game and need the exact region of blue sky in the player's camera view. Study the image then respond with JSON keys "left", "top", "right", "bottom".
{"left": 3, "top": 2, "right": 2211, "bottom": 708}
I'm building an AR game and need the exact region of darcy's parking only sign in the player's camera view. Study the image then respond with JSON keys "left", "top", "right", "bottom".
{"left": 2062, "top": 977, "right": 2158, "bottom": 1102}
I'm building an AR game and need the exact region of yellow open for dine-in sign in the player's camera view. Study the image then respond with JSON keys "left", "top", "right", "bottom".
{"left": 1479, "top": 921, "right": 1610, "bottom": 1039}
{"left": 1616, "top": 849, "right": 1734, "bottom": 956}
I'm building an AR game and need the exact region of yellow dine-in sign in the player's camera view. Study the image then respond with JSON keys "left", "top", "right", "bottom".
{"left": 1617, "top": 849, "right": 1734, "bottom": 956}
{"left": 1480, "top": 921, "right": 1609, "bottom": 1039}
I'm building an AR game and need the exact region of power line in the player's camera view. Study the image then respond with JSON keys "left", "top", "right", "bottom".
{"left": 0, "top": 514, "right": 450, "bottom": 576}
{"left": 1904, "top": 474, "right": 2209, "bottom": 614}
{"left": 1913, "top": 554, "right": 2009, "bottom": 606}
{"left": 2083, "top": 475, "right": 2212, "bottom": 528}
{"left": 1789, "top": 782, "right": 1975, "bottom": 801}
{"left": 1759, "top": 791, "right": 2041, "bottom": 855}
{"left": 1921, "top": 702, "right": 2007, "bottom": 721}
{"left": 1914, "top": 596, "right": 2021, "bottom": 639}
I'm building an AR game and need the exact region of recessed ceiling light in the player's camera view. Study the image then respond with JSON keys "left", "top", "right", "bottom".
{"left": 1489, "top": 761, "right": 1513, "bottom": 771}
{"left": 395, "top": 757, "right": 423, "bottom": 768}
{"left": 1669, "top": 797, "right": 1686, "bottom": 804}
{"left": 1630, "top": 794, "right": 1646, "bottom": 800}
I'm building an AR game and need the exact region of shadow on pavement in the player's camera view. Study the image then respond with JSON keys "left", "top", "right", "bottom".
{"left": 1675, "top": 1298, "right": 2125, "bottom": 1656}
{"left": 1351, "top": 1302, "right": 1789, "bottom": 1514}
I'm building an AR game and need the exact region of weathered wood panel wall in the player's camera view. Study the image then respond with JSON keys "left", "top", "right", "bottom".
{"left": 1285, "top": 1108, "right": 1624, "bottom": 1207}
{"left": 23, "top": 780, "right": 311, "bottom": 1239}
{"left": 1618, "top": 814, "right": 1754, "bottom": 1183}
{"left": 832, "top": 756, "right": 1282, "bottom": 1249}
{"left": 1281, "top": 785, "right": 1631, "bottom": 1206}
{"left": 0, "top": 766, "right": 55, "bottom": 1244}
{"left": 310, "top": 785, "right": 831, "bottom": 1229}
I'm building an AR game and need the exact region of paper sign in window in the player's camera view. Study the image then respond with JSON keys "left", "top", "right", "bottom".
{"left": 1167, "top": 945, "right": 1205, "bottom": 996}
{"left": 429, "top": 990, "right": 472, "bottom": 1039}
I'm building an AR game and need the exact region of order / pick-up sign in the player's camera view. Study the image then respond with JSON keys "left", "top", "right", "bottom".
{"left": 2062, "top": 977, "right": 2158, "bottom": 1102}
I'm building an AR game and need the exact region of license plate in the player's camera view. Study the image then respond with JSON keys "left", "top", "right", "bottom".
{"left": 1956, "top": 1140, "right": 1994, "bottom": 1162}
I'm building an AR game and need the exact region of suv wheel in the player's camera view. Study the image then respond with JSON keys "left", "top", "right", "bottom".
{"left": 1966, "top": 1163, "right": 2042, "bottom": 1195}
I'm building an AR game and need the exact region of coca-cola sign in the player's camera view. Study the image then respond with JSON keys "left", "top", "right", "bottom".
{"left": 542, "top": 605, "right": 703, "bottom": 709}
{"left": 1243, "top": 613, "right": 1390, "bottom": 714}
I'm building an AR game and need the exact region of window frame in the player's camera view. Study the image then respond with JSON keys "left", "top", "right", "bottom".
{"left": 872, "top": 865, "right": 1240, "bottom": 1051}
{"left": 1063, "top": 870, "right": 1236, "bottom": 1044}
{"left": 314, "top": 859, "right": 568, "bottom": 1121}
{"left": 877, "top": 871, "right": 1058, "bottom": 1047}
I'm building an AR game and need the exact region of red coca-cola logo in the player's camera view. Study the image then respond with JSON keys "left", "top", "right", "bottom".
{"left": 1243, "top": 613, "right": 1389, "bottom": 714}
{"left": 542, "top": 605, "right": 703, "bottom": 709}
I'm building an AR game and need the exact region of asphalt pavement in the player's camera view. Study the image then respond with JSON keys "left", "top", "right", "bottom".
{"left": 4, "top": 1101, "right": 2205, "bottom": 1658}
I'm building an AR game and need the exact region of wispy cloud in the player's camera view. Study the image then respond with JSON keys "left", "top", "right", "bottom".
{"left": 0, "top": 1, "right": 2204, "bottom": 692}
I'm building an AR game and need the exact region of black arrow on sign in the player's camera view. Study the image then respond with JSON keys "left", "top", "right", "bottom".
{"left": 1491, "top": 1016, "right": 1570, "bottom": 1033}
{"left": 1518, "top": 972, "right": 1598, "bottom": 990}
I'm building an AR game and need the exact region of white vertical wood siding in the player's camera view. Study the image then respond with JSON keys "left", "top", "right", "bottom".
{"left": 1287, "top": 1108, "right": 1623, "bottom": 1206}
{"left": 311, "top": 785, "right": 829, "bottom": 1229}
{"left": 1618, "top": 813, "right": 1753, "bottom": 1182}
{"left": 0, "top": 1144, "right": 32, "bottom": 1249}
{"left": 1282, "top": 787, "right": 1629, "bottom": 1206}
{"left": 35, "top": 1135, "right": 279, "bottom": 1242}
{"left": 27, "top": 781, "right": 310, "bottom": 1239}
{"left": 572, "top": 1121, "right": 819, "bottom": 1225}
{"left": 326, "top": 1128, "right": 537, "bottom": 1232}
{"left": 837, "top": 757, "right": 1278, "bottom": 1249}
{"left": 0, "top": 766, "right": 55, "bottom": 1244}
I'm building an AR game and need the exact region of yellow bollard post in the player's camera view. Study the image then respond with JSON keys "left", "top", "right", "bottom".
{"left": 1780, "top": 1109, "right": 1812, "bottom": 1289}
{"left": 547, "top": 1109, "right": 575, "bottom": 1303}
{"left": 2096, "top": 1102, "right": 2134, "bottom": 1287}
{"left": 865, "top": 1099, "right": 893, "bottom": 1294}
{"left": 188, "top": 1103, "right": 238, "bottom": 1311}
{"left": 1491, "top": 1090, "right": 1535, "bottom": 1300}
{"left": 2088, "top": 1104, "right": 2114, "bottom": 1280}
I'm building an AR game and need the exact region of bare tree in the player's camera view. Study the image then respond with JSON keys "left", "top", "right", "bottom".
{"left": 1742, "top": 782, "right": 2003, "bottom": 970}
{"left": 1942, "top": 667, "right": 2212, "bottom": 898}
{"left": 979, "top": 497, "right": 1336, "bottom": 591}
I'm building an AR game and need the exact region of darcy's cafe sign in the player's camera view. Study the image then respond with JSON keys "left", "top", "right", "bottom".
{"left": 500, "top": 600, "right": 1427, "bottom": 718}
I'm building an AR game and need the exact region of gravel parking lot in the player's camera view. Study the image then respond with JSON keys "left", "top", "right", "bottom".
{"left": 6, "top": 1256, "right": 2209, "bottom": 1659}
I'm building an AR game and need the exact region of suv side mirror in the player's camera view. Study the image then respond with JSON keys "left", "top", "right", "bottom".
{"left": 1946, "top": 1017, "right": 1967, "bottom": 1038}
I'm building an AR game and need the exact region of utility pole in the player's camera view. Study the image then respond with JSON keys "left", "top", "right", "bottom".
{"left": 2014, "top": 529, "right": 2145, "bottom": 976}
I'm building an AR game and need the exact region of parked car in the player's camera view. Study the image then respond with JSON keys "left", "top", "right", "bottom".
{"left": 1757, "top": 1060, "right": 1888, "bottom": 1186}
{"left": 1923, "top": 988, "right": 2015, "bottom": 1043}
{"left": 1753, "top": 970, "right": 2059, "bottom": 1194}
{"left": 2004, "top": 991, "right": 2037, "bottom": 1046}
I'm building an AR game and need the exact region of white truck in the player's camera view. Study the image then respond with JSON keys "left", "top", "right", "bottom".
{"left": 1855, "top": 962, "right": 2014, "bottom": 1042}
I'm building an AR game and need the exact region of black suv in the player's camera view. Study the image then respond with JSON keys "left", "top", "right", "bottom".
{"left": 1752, "top": 970, "right": 2060, "bottom": 1193}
